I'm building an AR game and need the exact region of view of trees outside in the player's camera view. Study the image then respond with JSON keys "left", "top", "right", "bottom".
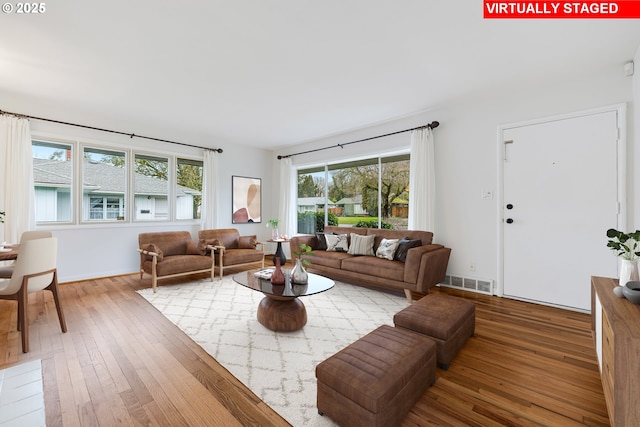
{"left": 297, "top": 154, "right": 410, "bottom": 232}
{"left": 176, "top": 158, "right": 203, "bottom": 219}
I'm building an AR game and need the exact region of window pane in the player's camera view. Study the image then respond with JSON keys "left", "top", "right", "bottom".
{"left": 134, "top": 154, "right": 168, "bottom": 221}
{"left": 32, "top": 140, "right": 73, "bottom": 223}
{"left": 381, "top": 154, "right": 410, "bottom": 230}
{"left": 329, "top": 159, "right": 379, "bottom": 227}
{"left": 83, "top": 147, "right": 127, "bottom": 222}
{"left": 297, "top": 167, "right": 327, "bottom": 233}
{"left": 176, "top": 158, "right": 203, "bottom": 220}
{"left": 296, "top": 153, "right": 410, "bottom": 232}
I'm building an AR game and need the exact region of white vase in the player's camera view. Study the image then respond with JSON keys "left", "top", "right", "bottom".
{"left": 619, "top": 259, "right": 639, "bottom": 287}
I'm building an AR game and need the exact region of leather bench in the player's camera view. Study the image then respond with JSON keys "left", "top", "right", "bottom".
{"left": 394, "top": 294, "right": 475, "bottom": 370}
{"left": 315, "top": 324, "right": 437, "bottom": 427}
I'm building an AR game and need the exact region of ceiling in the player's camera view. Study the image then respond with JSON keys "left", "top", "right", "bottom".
{"left": 1, "top": 1, "right": 639, "bottom": 150}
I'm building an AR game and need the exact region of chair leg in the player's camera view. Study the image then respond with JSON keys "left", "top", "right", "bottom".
{"left": 46, "top": 271, "right": 67, "bottom": 333}
{"left": 18, "top": 280, "right": 29, "bottom": 353}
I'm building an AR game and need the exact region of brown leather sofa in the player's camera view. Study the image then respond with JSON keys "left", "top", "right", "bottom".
{"left": 198, "top": 228, "right": 265, "bottom": 279}
{"left": 290, "top": 226, "right": 450, "bottom": 302}
{"left": 138, "top": 231, "right": 215, "bottom": 293}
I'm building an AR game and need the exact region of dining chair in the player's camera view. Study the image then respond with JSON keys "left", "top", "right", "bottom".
{"left": 0, "top": 237, "right": 67, "bottom": 353}
{"left": 0, "top": 230, "right": 53, "bottom": 279}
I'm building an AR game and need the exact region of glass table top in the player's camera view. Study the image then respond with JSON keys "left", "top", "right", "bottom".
{"left": 232, "top": 268, "right": 334, "bottom": 298}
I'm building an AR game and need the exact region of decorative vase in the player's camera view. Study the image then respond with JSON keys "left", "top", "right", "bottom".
{"left": 290, "top": 257, "right": 308, "bottom": 285}
{"left": 272, "top": 228, "right": 280, "bottom": 240}
{"left": 619, "top": 258, "right": 639, "bottom": 287}
{"left": 270, "top": 257, "right": 285, "bottom": 285}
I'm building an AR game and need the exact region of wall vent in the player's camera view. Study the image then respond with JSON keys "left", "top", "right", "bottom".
{"left": 441, "top": 274, "right": 493, "bottom": 295}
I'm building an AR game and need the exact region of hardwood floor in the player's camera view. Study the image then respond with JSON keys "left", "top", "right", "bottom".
{"left": 0, "top": 273, "right": 609, "bottom": 426}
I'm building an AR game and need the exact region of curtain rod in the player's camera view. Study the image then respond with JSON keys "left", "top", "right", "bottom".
{"left": 0, "top": 108, "right": 223, "bottom": 153}
{"left": 277, "top": 121, "right": 439, "bottom": 160}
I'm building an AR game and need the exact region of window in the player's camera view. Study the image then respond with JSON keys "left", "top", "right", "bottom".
{"left": 134, "top": 154, "right": 169, "bottom": 221}
{"left": 297, "top": 153, "right": 410, "bottom": 232}
{"left": 32, "top": 140, "right": 73, "bottom": 223}
{"left": 176, "top": 158, "right": 203, "bottom": 220}
{"left": 83, "top": 147, "right": 127, "bottom": 221}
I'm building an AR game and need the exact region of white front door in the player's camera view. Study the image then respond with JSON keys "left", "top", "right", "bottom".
{"left": 502, "top": 108, "right": 621, "bottom": 311}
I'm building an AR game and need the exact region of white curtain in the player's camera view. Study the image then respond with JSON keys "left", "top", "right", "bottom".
{"left": 278, "top": 157, "right": 296, "bottom": 238}
{"left": 201, "top": 149, "right": 219, "bottom": 229}
{"left": 408, "top": 127, "right": 435, "bottom": 232}
{"left": 0, "top": 115, "right": 35, "bottom": 244}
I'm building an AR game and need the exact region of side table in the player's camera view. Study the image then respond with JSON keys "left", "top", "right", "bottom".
{"left": 268, "top": 239, "right": 289, "bottom": 266}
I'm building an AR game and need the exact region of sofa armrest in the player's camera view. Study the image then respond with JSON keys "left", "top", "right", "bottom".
{"left": 289, "top": 235, "right": 317, "bottom": 259}
{"left": 404, "top": 244, "right": 451, "bottom": 293}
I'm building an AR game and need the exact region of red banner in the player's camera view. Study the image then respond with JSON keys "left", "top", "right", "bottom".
{"left": 484, "top": 1, "right": 640, "bottom": 18}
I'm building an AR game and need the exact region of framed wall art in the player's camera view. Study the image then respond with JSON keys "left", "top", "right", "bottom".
{"left": 232, "top": 175, "right": 261, "bottom": 223}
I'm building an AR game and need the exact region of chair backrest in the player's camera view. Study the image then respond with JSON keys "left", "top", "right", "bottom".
{"left": 0, "top": 237, "right": 58, "bottom": 294}
{"left": 19, "top": 230, "right": 53, "bottom": 244}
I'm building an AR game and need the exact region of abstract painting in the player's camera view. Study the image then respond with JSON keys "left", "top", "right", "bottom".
{"left": 232, "top": 176, "right": 261, "bottom": 223}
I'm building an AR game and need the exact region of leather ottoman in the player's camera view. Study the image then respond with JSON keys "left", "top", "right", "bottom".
{"left": 394, "top": 294, "right": 475, "bottom": 370}
{"left": 315, "top": 324, "right": 436, "bottom": 427}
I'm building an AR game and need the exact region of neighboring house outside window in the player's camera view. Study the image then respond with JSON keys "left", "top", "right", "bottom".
{"left": 33, "top": 140, "right": 73, "bottom": 223}
{"left": 32, "top": 141, "right": 201, "bottom": 223}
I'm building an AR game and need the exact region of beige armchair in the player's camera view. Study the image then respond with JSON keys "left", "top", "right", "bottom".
{"left": 0, "top": 230, "right": 53, "bottom": 279}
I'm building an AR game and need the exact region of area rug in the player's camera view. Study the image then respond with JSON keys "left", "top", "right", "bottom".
{"left": 137, "top": 276, "right": 408, "bottom": 427}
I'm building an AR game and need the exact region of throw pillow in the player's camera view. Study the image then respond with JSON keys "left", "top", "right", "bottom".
{"left": 141, "top": 243, "right": 163, "bottom": 262}
{"left": 375, "top": 238, "right": 399, "bottom": 261}
{"left": 347, "top": 233, "right": 375, "bottom": 256}
{"left": 186, "top": 240, "right": 206, "bottom": 255}
{"left": 394, "top": 238, "right": 422, "bottom": 263}
{"left": 238, "top": 235, "right": 258, "bottom": 249}
{"left": 325, "top": 234, "right": 349, "bottom": 252}
{"left": 315, "top": 231, "right": 334, "bottom": 251}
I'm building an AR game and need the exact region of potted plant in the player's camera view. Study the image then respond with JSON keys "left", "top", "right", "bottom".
{"left": 606, "top": 228, "right": 640, "bottom": 293}
{"left": 291, "top": 243, "right": 312, "bottom": 284}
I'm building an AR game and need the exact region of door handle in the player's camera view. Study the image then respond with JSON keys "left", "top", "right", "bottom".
{"left": 506, "top": 218, "right": 514, "bottom": 224}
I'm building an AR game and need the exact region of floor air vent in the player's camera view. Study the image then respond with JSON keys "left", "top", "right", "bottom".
{"left": 440, "top": 275, "right": 493, "bottom": 295}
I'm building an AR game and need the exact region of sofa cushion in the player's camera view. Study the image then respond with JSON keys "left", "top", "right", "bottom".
{"left": 376, "top": 238, "right": 399, "bottom": 260}
{"left": 303, "top": 251, "right": 351, "bottom": 269}
{"left": 326, "top": 234, "right": 349, "bottom": 252}
{"left": 394, "top": 238, "right": 422, "bottom": 263}
{"left": 341, "top": 256, "right": 405, "bottom": 281}
{"left": 238, "top": 235, "right": 258, "bottom": 249}
{"left": 347, "top": 233, "right": 375, "bottom": 256}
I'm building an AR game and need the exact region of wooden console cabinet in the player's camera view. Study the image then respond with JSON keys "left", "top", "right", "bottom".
{"left": 591, "top": 276, "right": 640, "bottom": 426}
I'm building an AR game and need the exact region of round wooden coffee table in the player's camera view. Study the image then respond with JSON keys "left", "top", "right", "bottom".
{"left": 233, "top": 269, "right": 334, "bottom": 332}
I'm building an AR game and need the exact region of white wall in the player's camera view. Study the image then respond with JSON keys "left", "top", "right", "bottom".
{"left": 276, "top": 63, "right": 635, "bottom": 288}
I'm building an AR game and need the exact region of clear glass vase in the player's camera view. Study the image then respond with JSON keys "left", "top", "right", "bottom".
{"left": 271, "top": 228, "right": 279, "bottom": 240}
{"left": 290, "top": 257, "right": 308, "bottom": 285}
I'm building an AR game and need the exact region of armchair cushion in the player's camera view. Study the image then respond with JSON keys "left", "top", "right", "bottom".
{"left": 141, "top": 243, "right": 163, "bottom": 262}
{"left": 238, "top": 235, "right": 258, "bottom": 249}
{"left": 186, "top": 239, "right": 208, "bottom": 255}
